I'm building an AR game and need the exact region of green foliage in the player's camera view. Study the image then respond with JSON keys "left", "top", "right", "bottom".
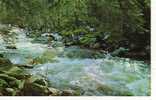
{"left": 0, "top": 0, "right": 150, "bottom": 34}
{"left": 80, "top": 34, "right": 97, "bottom": 46}
{"left": 0, "top": 0, "right": 150, "bottom": 58}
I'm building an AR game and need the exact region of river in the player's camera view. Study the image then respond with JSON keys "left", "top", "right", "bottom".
{"left": 0, "top": 27, "right": 150, "bottom": 96}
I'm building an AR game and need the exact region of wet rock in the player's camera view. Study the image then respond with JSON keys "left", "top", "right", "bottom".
{"left": 34, "top": 78, "right": 48, "bottom": 86}
{"left": 48, "top": 88, "right": 61, "bottom": 96}
{"left": 0, "top": 92, "right": 3, "bottom": 96}
{"left": 96, "top": 83, "right": 133, "bottom": 96}
{"left": 6, "top": 45, "right": 17, "bottom": 49}
{"left": 0, "top": 74, "right": 17, "bottom": 82}
{"left": 2, "top": 66, "right": 31, "bottom": 80}
{"left": 22, "top": 82, "right": 49, "bottom": 96}
{"left": 96, "top": 84, "right": 114, "bottom": 95}
{"left": 21, "top": 75, "right": 62, "bottom": 96}
{"left": 0, "top": 79, "right": 8, "bottom": 87}
{"left": 0, "top": 54, "right": 4, "bottom": 58}
{"left": 15, "top": 64, "right": 34, "bottom": 69}
{"left": 8, "top": 80, "right": 22, "bottom": 89}
{"left": 0, "top": 57, "right": 12, "bottom": 67}
{"left": 0, "top": 74, "right": 23, "bottom": 91}
{"left": 93, "top": 43, "right": 100, "bottom": 48}
{"left": 5, "top": 88, "right": 15, "bottom": 96}
{"left": 61, "top": 89, "right": 76, "bottom": 96}
{"left": 0, "top": 70, "right": 52, "bottom": 96}
{"left": 26, "top": 76, "right": 46, "bottom": 85}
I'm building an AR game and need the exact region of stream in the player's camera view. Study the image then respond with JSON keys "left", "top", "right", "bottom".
{"left": 0, "top": 27, "right": 150, "bottom": 96}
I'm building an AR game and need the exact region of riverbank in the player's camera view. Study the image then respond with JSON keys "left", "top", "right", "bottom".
{"left": 0, "top": 56, "right": 81, "bottom": 96}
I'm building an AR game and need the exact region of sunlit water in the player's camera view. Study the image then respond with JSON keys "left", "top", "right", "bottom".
{"left": 0, "top": 27, "right": 150, "bottom": 96}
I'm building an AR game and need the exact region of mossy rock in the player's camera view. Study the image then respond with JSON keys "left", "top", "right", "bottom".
{"left": 0, "top": 57, "right": 12, "bottom": 67}
{"left": 0, "top": 74, "right": 17, "bottom": 82}
{"left": 0, "top": 58, "right": 60, "bottom": 96}
{"left": 8, "top": 80, "right": 24, "bottom": 89}
{"left": 22, "top": 82, "right": 49, "bottom": 96}
{"left": 34, "top": 78, "right": 48, "bottom": 86}
{"left": 0, "top": 79, "right": 9, "bottom": 87}
{"left": 48, "top": 88, "right": 61, "bottom": 96}
{"left": 4, "top": 88, "right": 16, "bottom": 96}
{"left": 3, "top": 66, "right": 30, "bottom": 80}
{"left": 0, "top": 74, "right": 24, "bottom": 88}
{"left": 26, "top": 76, "right": 45, "bottom": 84}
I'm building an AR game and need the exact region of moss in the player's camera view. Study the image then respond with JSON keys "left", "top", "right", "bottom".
{"left": 0, "top": 79, "right": 8, "bottom": 87}
{"left": 0, "top": 74, "right": 17, "bottom": 82}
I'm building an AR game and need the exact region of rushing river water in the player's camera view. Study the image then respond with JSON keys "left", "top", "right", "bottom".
{"left": 0, "top": 27, "right": 150, "bottom": 96}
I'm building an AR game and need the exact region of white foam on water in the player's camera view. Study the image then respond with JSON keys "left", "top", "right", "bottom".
{"left": 1, "top": 27, "right": 150, "bottom": 96}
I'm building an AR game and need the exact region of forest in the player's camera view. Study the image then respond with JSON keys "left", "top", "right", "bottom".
{"left": 0, "top": 0, "right": 150, "bottom": 96}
